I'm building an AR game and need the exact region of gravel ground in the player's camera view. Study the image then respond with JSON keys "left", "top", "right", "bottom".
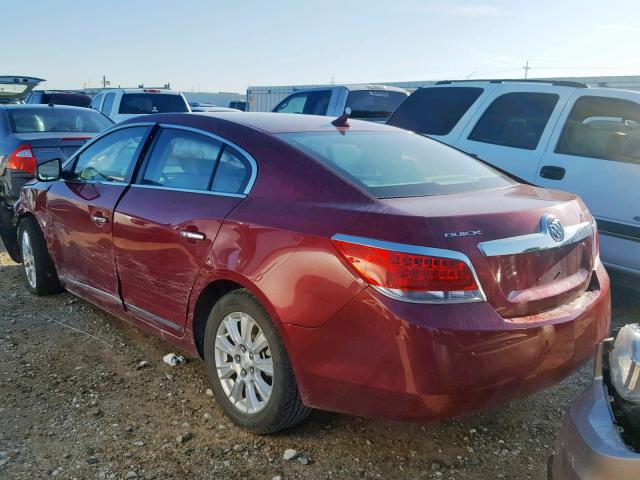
{"left": 1, "top": 244, "right": 638, "bottom": 480}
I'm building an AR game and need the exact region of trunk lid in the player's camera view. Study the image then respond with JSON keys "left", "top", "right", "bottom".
{"left": 381, "top": 184, "right": 596, "bottom": 318}
{"left": 0, "top": 76, "right": 44, "bottom": 104}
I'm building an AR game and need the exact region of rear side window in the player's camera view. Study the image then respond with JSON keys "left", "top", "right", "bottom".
{"left": 90, "top": 94, "right": 103, "bottom": 110}
{"left": 273, "top": 91, "right": 332, "bottom": 115}
{"left": 101, "top": 93, "right": 115, "bottom": 114}
{"left": 468, "top": 92, "right": 559, "bottom": 150}
{"left": 345, "top": 90, "right": 407, "bottom": 120}
{"left": 118, "top": 93, "right": 189, "bottom": 114}
{"left": 210, "top": 145, "right": 252, "bottom": 194}
{"left": 6, "top": 107, "right": 113, "bottom": 133}
{"left": 556, "top": 96, "right": 640, "bottom": 164}
{"left": 387, "top": 87, "right": 483, "bottom": 135}
{"left": 141, "top": 129, "right": 222, "bottom": 191}
{"left": 278, "top": 131, "right": 515, "bottom": 198}
{"left": 71, "top": 127, "right": 147, "bottom": 182}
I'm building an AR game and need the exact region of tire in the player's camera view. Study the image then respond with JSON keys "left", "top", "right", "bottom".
{"left": 17, "top": 217, "right": 61, "bottom": 296}
{"left": 0, "top": 205, "right": 21, "bottom": 263}
{"left": 203, "top": 289, "right": 311, "bottom": 434}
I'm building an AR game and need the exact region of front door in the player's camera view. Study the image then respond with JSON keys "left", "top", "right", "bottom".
{"left": 46, "top": 125, "right": 150, "bottom": 303}
{"left": 113, "top": 126, "right": 254, "bottom": 332}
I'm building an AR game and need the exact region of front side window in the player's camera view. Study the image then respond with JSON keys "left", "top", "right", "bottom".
{"left": 387, "top": 87, "right": 483, "bottom": 135}
{"left": 278, "top": 131, "right": 515, "bottom": 198}
{"left": 118, "top": 93, "right": 189, "bottom": 114}
{"left": 273, "top": 90, "right": 332, "bottom": 115}
{"left": 345, "top": 90, "right": 407, "bottom": 120}
{"left": 556, "top": 96, "right": 640, "bottom": 164}
{"left": 468, "top": 92, "right": 559, "bottom": 150}
{"left": 70, "top": 127, "right": 147, "bottom": 182}
{"left": 101, "top": 93, "right": 115, "bottom": 114}
{"left": 90, "top": 94, "right": 103, "bottom": 110}
{"left": 141, "top": 129, "right": 222, "bottom": 191}
{"left": 7, "top": 107, "right": 113, "bottom": 133}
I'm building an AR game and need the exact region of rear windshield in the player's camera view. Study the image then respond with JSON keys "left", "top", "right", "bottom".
{"left": 387, "top": 87, "right": 484, "bottom": 135}
{"left": 6, "top": 107, "right": 114, "bottom": 133}
{"left": 345, "top": 90, "right": 408, "bottom": 120}
{"left": 118, "top": 93, "right": 189, "bottom": 114}
{"left": 42, "top": 93, "right": 91, "bottom": 107}
{"left": 278, "top": 131, "right": 515, "bottom": 198}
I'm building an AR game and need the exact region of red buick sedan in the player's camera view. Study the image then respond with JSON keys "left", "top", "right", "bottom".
{"left": 15, "top": 112, "right": 610, "bottom": 433}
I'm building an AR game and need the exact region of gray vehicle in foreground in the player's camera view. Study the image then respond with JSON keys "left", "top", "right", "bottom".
{"left": 0, "top": 104, "right": 113, "bottom": 260}
{"left": 550, "top": 324, "right": 640, "bottom": 479}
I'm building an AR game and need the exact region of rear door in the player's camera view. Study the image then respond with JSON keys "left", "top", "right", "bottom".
{"left": 113, "top": 125, "right": 256, "bottom": 332}
{"left": 273, "top": 90, "right": 333, "bottom": 116}
{"left": 537, "top": 90, "right": 640, "bottom": 274}
{"left": 46, "top": 125, "right": 151, "bottom": 306}
{"left": 454, "top": 85, "right": 573, "bottom": 181}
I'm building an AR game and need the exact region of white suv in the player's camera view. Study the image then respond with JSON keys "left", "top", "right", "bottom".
{"left": 388, "top": 79, "right": 640, "bottom": 282}
{"left": 89, "top": 88, "right": 190, "bottom": 123}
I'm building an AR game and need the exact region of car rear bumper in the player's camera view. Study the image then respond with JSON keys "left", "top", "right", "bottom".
{"left": 284, "top": 262, "right": 611, "bottom": 421}
{"left": 549, "top": 360, "right": 640, "bottom": 479}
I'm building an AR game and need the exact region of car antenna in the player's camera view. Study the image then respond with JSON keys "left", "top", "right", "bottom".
{"left": 331, "top": 107, "right": 351, "bottom": 128}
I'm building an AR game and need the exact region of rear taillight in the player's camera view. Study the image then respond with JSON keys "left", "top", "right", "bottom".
{"left": 332, "top": 234, "right": 485, "bottom": 303}
{"left": 6, "top": 144, "right": 36, "bottom": 175}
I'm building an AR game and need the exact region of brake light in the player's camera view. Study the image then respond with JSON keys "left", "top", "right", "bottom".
{"left": 6, "top": 144, "right": 36, "bottom": 175}
{"left": 332, "top": 235, "right": 484, "bottom": 303}
{"left": 143, "top": 89, "right": 160, "bottom": 93}
{"left": 62, "top": 137, "right": 91, "bottom": 142}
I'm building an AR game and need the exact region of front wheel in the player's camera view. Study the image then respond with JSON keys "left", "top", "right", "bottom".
{"left": 18, "top": 217, "right": 61, "bottom": 296}
{"left": 203, "top": 289, "right": 311, "bottom": 434}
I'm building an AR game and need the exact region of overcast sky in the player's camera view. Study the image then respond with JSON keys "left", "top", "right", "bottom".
{"left": 6, "top": 0, "right": 640, "bottom": 93}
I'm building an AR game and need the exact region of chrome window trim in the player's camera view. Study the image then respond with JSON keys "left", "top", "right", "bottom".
{"left": 331, "top": 233, "right": 487, "bottom": 303}
{"left": 125, "top": 302, "right": 181, "bottom": 332}
{"left": 129, "top": 183, "right": 246, "bottom": 198}
{"left": 477, "top": 220, "right": 593, "bottom": 257}
{"left": 156, "top": 123, "right": 258, "bottom": 195}
{"left": 60, "top": 276, "right": 121, "bottom": 304}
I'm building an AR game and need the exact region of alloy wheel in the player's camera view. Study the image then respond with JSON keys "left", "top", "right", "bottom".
{"left": 21, "top": 230, "right": 36, "bottom": 289}
{"left": 214, "top": 312, "right": 274, "bottom": 414}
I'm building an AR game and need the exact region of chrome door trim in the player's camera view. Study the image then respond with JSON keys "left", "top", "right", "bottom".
{"left": 477, "top": 220, "right": 593, "bottom": 257}
{"left": 157, "top": 123, "right": 258, "bottom": 195}
{"left": 128, "top": 183, "right": 246, "bottom": 199}
{"left": 331, "top": 233, "right": 487, "bottom": 302}
{"left": 125, "top": 302, "right": 181, "bottom": 332}
{"left": 60, "top": 276, "right": 121, "bottom": 304}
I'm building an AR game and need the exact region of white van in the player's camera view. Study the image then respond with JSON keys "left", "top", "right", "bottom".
{"left": 388, "top": 79, "right": 640, "bottom": 282}
{"left": 89, "top": 88, "right": 190, "bottom": 123}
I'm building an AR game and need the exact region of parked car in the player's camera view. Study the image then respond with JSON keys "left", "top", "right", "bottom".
{"left": 25, "top": 90, "right": 92, "bottom": 108}
{"left": 90, "top": 88, "right": 190, "bottom": 123}
{"left": 270, "top": 84, "right": 408, "bottom": 122}
{"left": 0, "top": 104, "right": 113, "bottom": 260}
{"left": 550, "top": 324, "right": 640, "bottom": 479}
{"left": 15, "top": 112, "right": 609, "bottom": 433}
{"left": 228, "top": 100, "right": 247, "bottom": 111}
{"left": 189, "top": 103, "right": 241, "bottom": 113}
{"left": 0, "top": 76, "right": 44, "bottom": 104}
{"left": 387, "top": 79, "right": 640, "bottom": 285}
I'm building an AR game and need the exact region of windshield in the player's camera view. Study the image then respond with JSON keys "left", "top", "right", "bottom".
{"left": 345, "top": 90, "right": 408, "bottom": 119}
{"left": 7, "top": 107, "right": 113, "bottom": 133}
{"left": 118, "top": 93, "right": 189, "bottom": 114}
{"left": 277, "top": 131, "right": 515, "bottom": 198}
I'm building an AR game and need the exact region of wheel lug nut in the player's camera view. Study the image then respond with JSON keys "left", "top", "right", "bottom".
{"left": 240, "top": 369, "right": 247, "bottom": 377}
{"left": 249, "top": 367, "right": 255, "bottom": 374}
{"left": 234, "top": 355, "right": 241, "bottom": 363}
{"left": 249, "top": 353, "right": 254, "bottom": 360}
{"left": 240, "top": 345, "right": 246, "bottom": 353}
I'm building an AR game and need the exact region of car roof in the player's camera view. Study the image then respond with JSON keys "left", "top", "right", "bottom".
{"left": 0, "top": 104, "right": 99, "bottom": 112}
{"left": 189, "top": 112, "right": 399, "bottom": 133}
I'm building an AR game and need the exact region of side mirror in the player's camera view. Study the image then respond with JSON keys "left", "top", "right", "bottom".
{"left": 36, "top": 158, "right": 62, "bottom": 182}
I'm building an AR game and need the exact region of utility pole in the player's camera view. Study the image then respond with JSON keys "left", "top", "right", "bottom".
{"left": 102, "top": 75, "right": 106, "bottom": 88}
{"left": 523, "top": 60, "right": 531, "bottom": 79}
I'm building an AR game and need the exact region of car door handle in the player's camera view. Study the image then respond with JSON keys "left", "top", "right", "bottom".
{"left": 91, "top": 214, "right": 109, "bottom": 224}
{"left": 539, "top": 165, "right": 566, "bottom": 180}
{"left": 180, "top": 230, "right": 205, "bottom": 241}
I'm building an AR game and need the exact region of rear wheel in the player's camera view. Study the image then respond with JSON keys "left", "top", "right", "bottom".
{"left": 203, "top": 289, "right": 311, "bottom": 434}
{"left": 17, "top": 217, "right": 61, "bottom": 296}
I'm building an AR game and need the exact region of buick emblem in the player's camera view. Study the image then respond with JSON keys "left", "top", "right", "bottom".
{"left": 541, "top": 214, "right": 565, "bottom": 242}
